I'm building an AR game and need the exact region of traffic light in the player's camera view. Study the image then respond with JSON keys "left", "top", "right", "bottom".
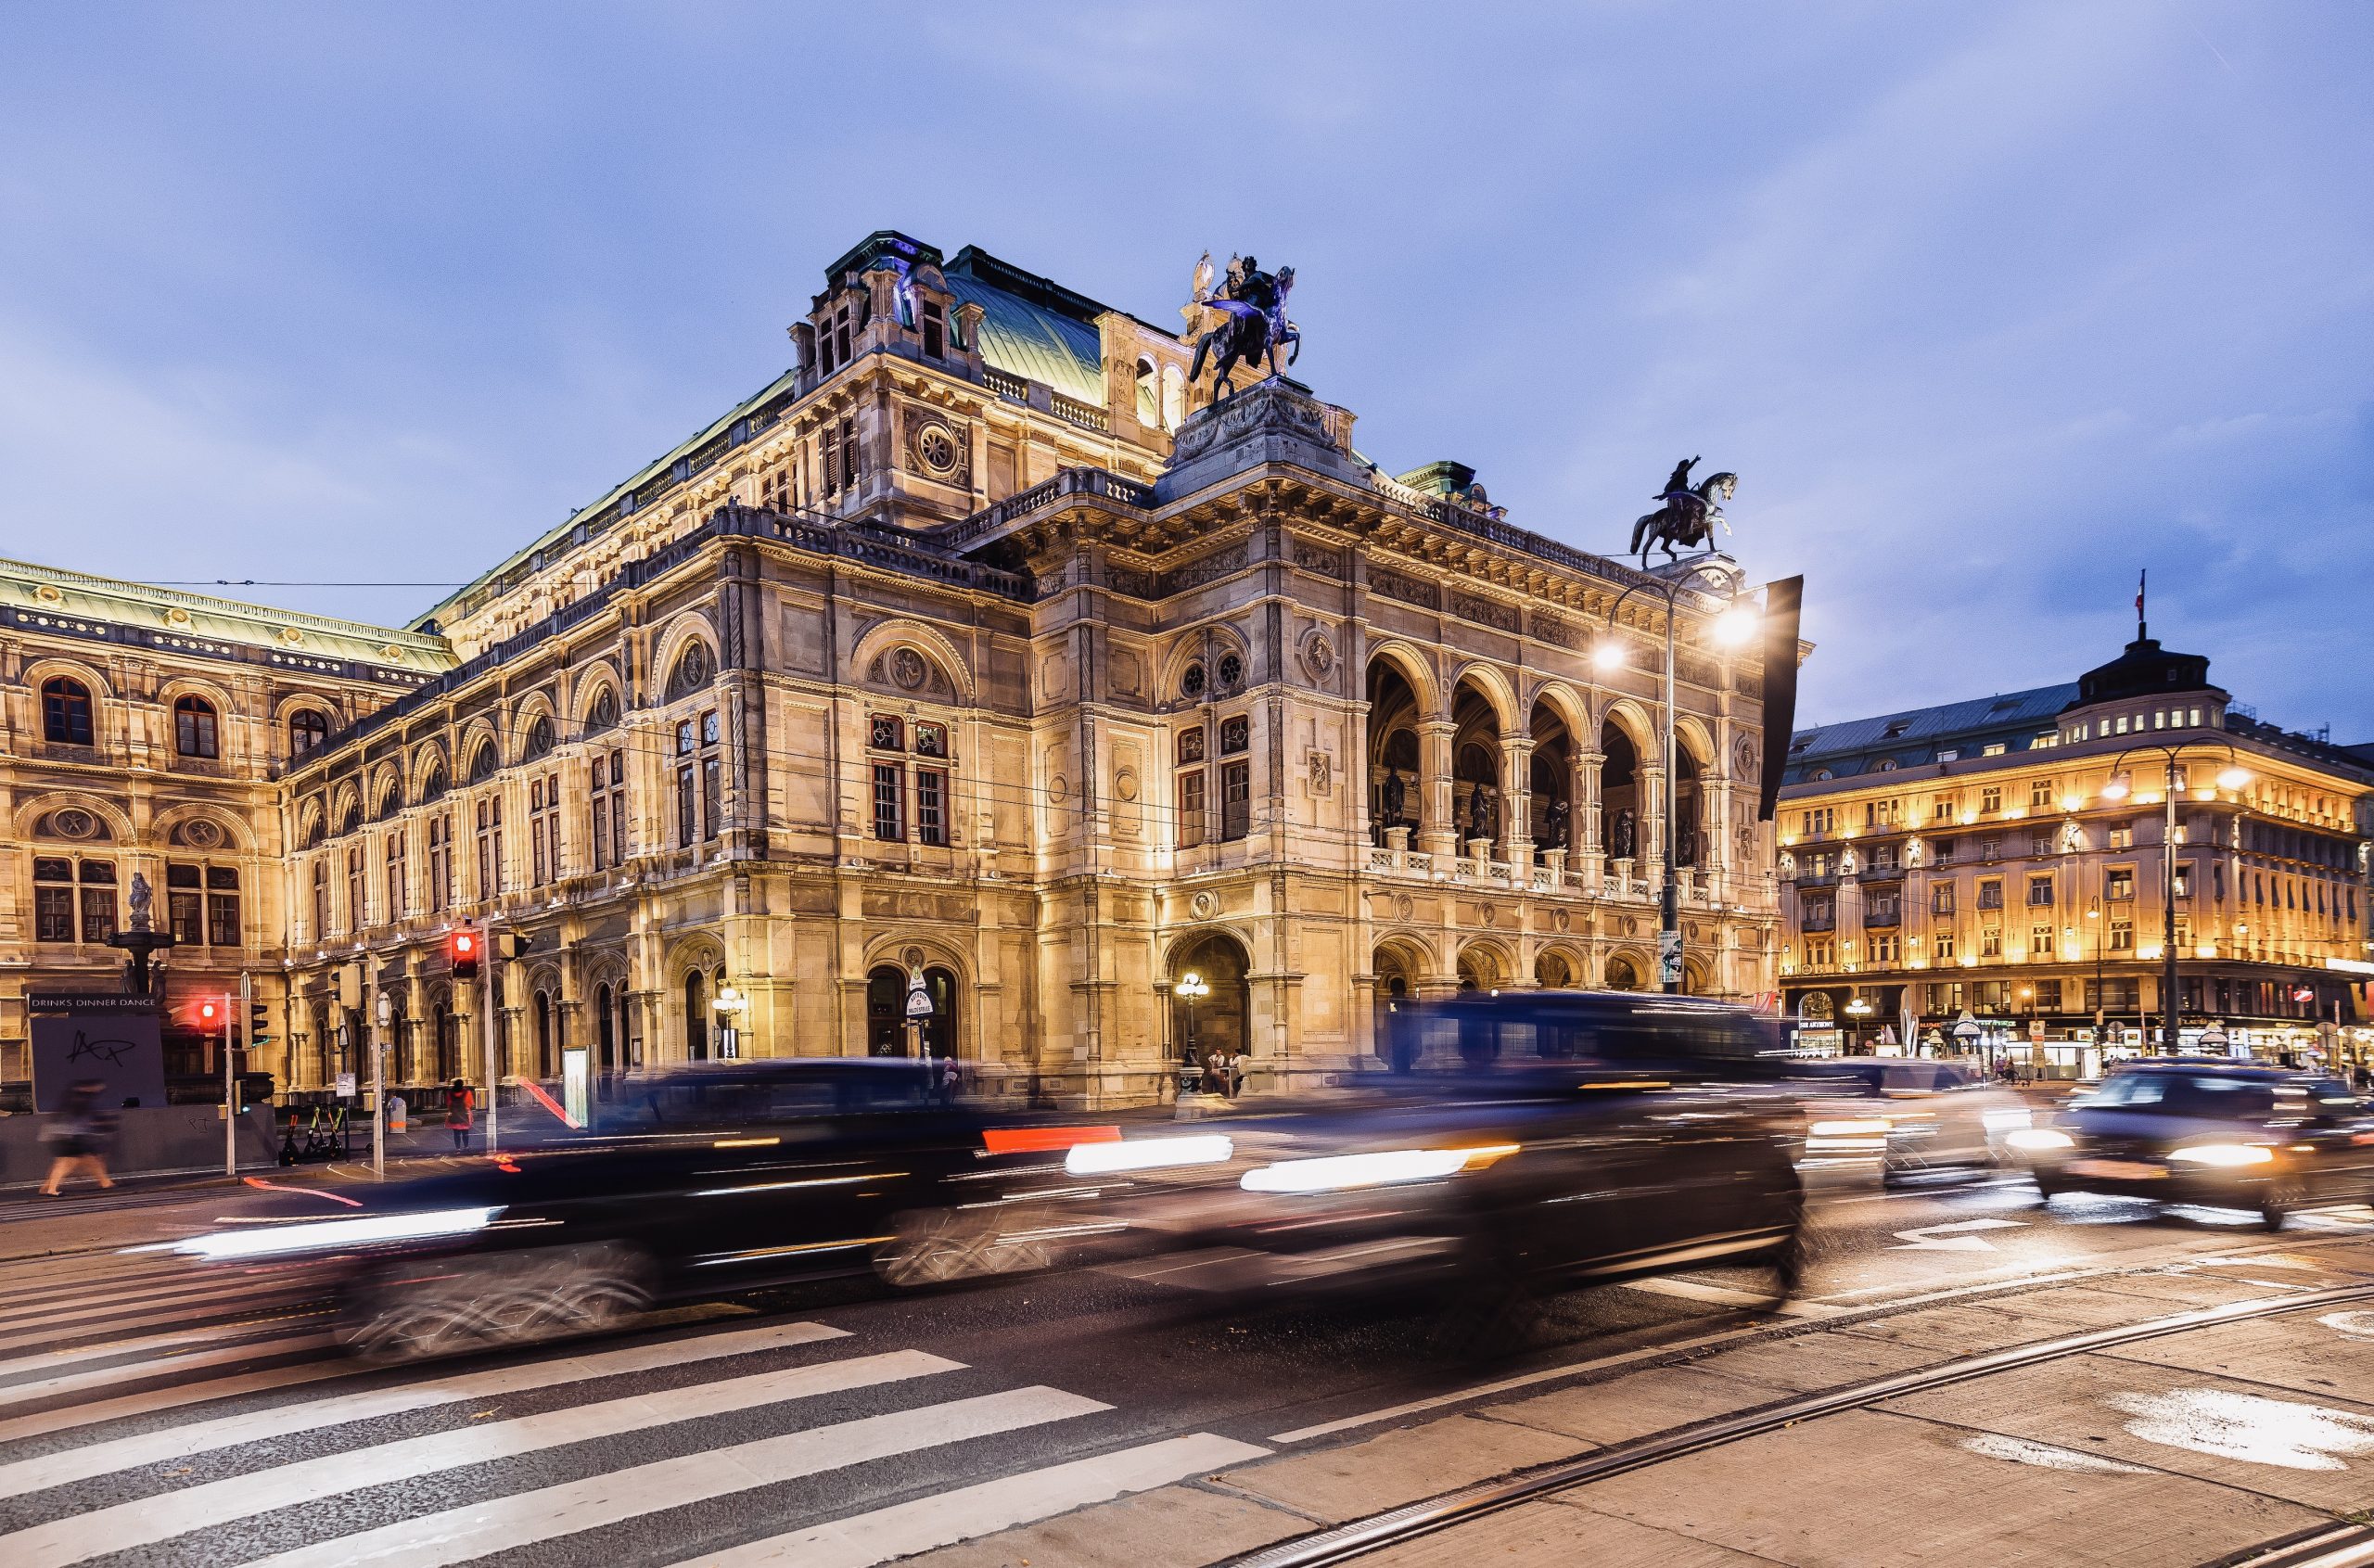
{"left": 249, "top": 1000, "right": 273, "bottom": 1046}
{"left": 497, "top": 930, "right": 531, "bottom": 962}
{"left": 195, "top": 998, "right": 222, "bottom": 1031}
{"left": 450, "top": 926, "right": 481, "bottom": 980}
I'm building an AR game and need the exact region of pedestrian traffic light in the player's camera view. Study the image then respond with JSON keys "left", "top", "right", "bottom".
{"left": 195, "top": 998, "right": 222, "bottom": 1030}
{"left": 450, "top": 926, "right": 481, "bottom": 980}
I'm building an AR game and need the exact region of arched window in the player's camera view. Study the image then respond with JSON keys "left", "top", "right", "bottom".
{"left": 585, "top": 686, "right": 619, "bottom": 735}
{"left": 418, "top": 759, "right": 448, "bottom": 804}
{"left": 595, "top": 982, "right": 617, "bottom": 1072}
{"left": 288, "top": 708, "right": 329, "bottom": 758}
{"left": 467, "top": 741, "right": 498, "bottom": 784}
{"left": 533, "top": 989, "right": 555, "bottom": 1078}
{"left": 523, "top": 714, "right": 555, "bottom": 761}
{"left": 173, "top": 695, "right": 219, "bottom": 759}
{"left": 667, "top": 642, "right": 713, "bottom": 701}
{"left": 41, "top": 678, "right": 94, "bottom": 746}
{"left": 684, "top": 968, "right": 708, "bottom": 1061}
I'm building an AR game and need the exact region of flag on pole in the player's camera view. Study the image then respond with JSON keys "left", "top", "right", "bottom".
{"left": 2136, "top": 567, "right": 2147, "bottom": 636}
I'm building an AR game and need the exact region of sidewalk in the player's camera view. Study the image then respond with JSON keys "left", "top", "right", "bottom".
{"left": 914, "top": 1236, "right": 2374, "bottom": 1568}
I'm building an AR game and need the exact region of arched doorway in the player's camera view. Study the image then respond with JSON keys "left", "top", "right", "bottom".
{"left": 1372, "top": 940, "right": 1427, "bottom": 1072}
{"left": 1450, "top": 677, "right": 1504, "bottom": 846}
{"left": 532, "top": 989, "right": 554, "bottom": 1078}
{"left": 865, "top": 965, "right": 906, "bottom": 1056}
{"left": 683, "top": 969, "right": 708, "bottom": 1061}
{"left": 1536, "top": 950, "right": 1574, "bottom": 989}
{"left": 1528, "top": 698, "right": 1574, "bottom": 853}
{"left": 1674, "top": 734, "right": 1708, "bottom": 869}
{"left": 1600, "top": 719, "right": 1641, "bottom": 863}
{"left": 1365, "top": 659, "right": 1424, "bottom": 846}
{"left": 595, "top": 983, "right": 616, "bottom": 1073}
{"left": 1168, "top": 932, "right": 1251, "bottom": 1077}
{"left": 1605, "top": 954, "right": 1644, "bottom": 991}
{"left": 431, "top": 1001, "right": 455, "bottom": 1083}
{"left": 920, "top": 966, "right": 958, "bottom": 1059}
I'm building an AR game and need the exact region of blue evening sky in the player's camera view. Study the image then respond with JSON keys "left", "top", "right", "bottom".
{"left": 2, "top": 3, "right": 2368, "bottom": 739}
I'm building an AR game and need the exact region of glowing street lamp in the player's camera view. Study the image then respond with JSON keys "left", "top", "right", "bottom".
{"left": 2099, "top": 742, "right": 2251, "bottom": 1054}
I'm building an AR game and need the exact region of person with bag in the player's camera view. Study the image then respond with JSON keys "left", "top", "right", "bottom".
{"left": 444, "top": 1078, "right": 476, "bottom": 1151}
{"left": 38, "top": 1079, "right": 117, "bottom": 1196}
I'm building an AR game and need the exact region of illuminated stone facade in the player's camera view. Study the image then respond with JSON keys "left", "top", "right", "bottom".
{"left": 3, "top": 232, "right": 1784, "bottom": 1105}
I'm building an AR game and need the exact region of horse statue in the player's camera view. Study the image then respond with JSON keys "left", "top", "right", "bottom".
{"left": 1629, "top": 458, "right": 1738, "bottom": 567}
{"left": 1188, "top": 256, "right": 1298, "bottom": 401}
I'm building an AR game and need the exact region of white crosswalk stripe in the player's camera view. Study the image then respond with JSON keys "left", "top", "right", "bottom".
{"left": 4, "top": 1346, "right": 963, "bottom": 1568}
{"left": 0, "top": 1318, "right": 846, "bottom": 1499}
{"left": 242, "top": 1385, "right": 1112, "bottom": 1568}
{"left": 0, "top": 1291, "right": 321, "bottom": 1356}
{"left": 0, "top": 1290, "right": 1250, "bottom": 1568}
{"left": 677, "top": 1432, "right": 1274, "bottom": 1568}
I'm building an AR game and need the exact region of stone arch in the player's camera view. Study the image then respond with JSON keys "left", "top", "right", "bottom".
{"left": 1450, "top": 672, "right": 1510, "bottom": 843}
{"left": 663, "top": 934, "right": 727, "bottom": 1064}
{"left": 1602, "top": 947, "right": 1654, "bottom": 991}
{"left": 510, "top": 692, "right": 561, "bottom": 761}
{"left": 1166, "top": 927, "right": 1254, "bottom": 1076}
{"left": 151, "top": 801, "right": 256, "bottom": 854}
{"left": 1526, "top": 679, "right": 1592, "bottom": 739}
{"left": 572, "top": 661, "right": 626, "bottom": 733}
{"left": 1533, "top": 942, "right": 1589, "bottom": 989}
{"left": 457, "top": 718, "right": 502, "bottom": 783}
{"left": 861, "top": 935, "right": 970, "bottom": 1059}
{"left": 408, "top": 741, "right": 451, "bottom": 801}
{"left": 1681, "top": 954, "right": 1715, "bottom": 997}
{"left": 1455, "top": 937, "right": 1516, "bottom": 992}
{"left": 294, "top": 796, "right": 327, "bottom": 850}
{"left": 652, "top": 613, "right": 722, "bottom": 702}
{"left": 1446, "top": 660, "right": 1519, "bottom": 733}
{"left": 1161, "top": 622, "right": 1254, "bottom": 706}
{"left": 25, "top": 655, "right": 118, "bottom": 707}
{"left": 366, "top": 761, "right": 406, "bottom": 820}
{"left": 155, "top": 671, "right": 240, "bottom": 725}
{"left": 1599, "top": 696, "right": 1658, "bottom": 759}
{"left": 1361, "top": 640, "right": 1441, "bottom": 719}
{"left": 328, "top": 780, "right": 365, "bottom": 837}
{"left": 11, "top": 789, "right": 136, "bottom": 845}
{"left": 851, "top": 617, "right": 974, "bottom": 704}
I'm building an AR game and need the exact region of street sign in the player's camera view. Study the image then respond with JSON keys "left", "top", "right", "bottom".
{"left": 905, "top": 980, "right": 934, "bottom": 1019}
{"left": 335, "top": 1072, "right": 357, "bottom": 1097}
{"left": 1656, "top": 929, "right": 1682, "bottom": 986}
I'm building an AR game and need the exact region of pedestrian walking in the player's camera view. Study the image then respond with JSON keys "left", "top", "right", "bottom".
{"left": 38, "top": 1079, "right": 117, "bottom": 1196}
{"left": 938, "top": 1053, "right": 961, "bottom": 1105}
{"left": 1225, "top": 1051, "right": 1245, "bottom": 1099}
{"left": 444, "top": 1078, "right": 475, "bottom": 1151}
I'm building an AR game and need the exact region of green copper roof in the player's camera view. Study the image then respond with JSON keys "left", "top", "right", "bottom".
{"left": 2, "top": 555, "right": 454, "bottom": 672}
{"left": 944, "top": 271, "right": 1106, "bottom": 406}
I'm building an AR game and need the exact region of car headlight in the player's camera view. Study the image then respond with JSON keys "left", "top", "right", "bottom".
{"left": 1240, "top": 1144, "right": 1518, "bottom": 1193}
{"left": 2168, "top": 1143, "right": 2276, "bottom": 1167}
{"left": 2006, "top": 1128, "right": 2075, "bottom": 1152}
{"left": 1065, "top": 1135, "right": 1234, "bottom": 1176}
{"left": 1808, "top": 1118, "right": 1892, "bottom": 1139}
{"left": 170, "top": 1205, "right": 505, "bottom": 1262}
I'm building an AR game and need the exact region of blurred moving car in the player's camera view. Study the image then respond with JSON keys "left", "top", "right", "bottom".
{"left": 1072, "top": 992, "right": 1807, "bottom": 1319}
{"left": 168, "top": 1060, "right": 1082, "bottom": 1359}
{"left": 2006, "top": 1058, "right": 2374, "bottom": 1229}
{"left": 1791, "top": 1058, "right": 2030, "bottom": 1181}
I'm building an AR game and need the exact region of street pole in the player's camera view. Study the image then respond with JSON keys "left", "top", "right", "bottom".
{"left": 2162, "top": 754, "right": 2181, "bottom": 1055}
{"left": 371, "top": 995, "right": 388, "bottom": 1179}
{"left": 1661, "top": 600, "right": 1681, "bottom": 995}
{"left": 222, "top": 984, "right": 236, "bottom": 1178}
{"left": 482, "top": 926, "right": 501, "bottom": 1156}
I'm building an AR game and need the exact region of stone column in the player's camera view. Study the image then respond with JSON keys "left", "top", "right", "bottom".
{"left": 1577, "top": 746, "right": 1604, "bottom": 889}
{"left": 1418, "top": 720, "right": 1457, "bottom": 857}
{"left": 1501, "top": 734, "right": 1535, "bottom": 867}
{"left": 1640, "top": 763, "right": 1668, "bottom": 888}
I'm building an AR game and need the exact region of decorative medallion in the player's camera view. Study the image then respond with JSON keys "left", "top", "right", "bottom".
{"left": 1478, "top": 905, "right": 1496, "bottom": 928}
{"left": 901, "top": 945, "right": 926, "bottom": 970}
{"left": 1732, "top": 733, "right": 1757, "bottom": 778}
{"left": 1191, "top": 891, "right": 1218, "bottom": 920}
{"left": 1553, "top": 908, "right": 1570, "bottom": 932}
{"left": 277, "top": 626, "right": 304, "bottom": 645}
{"left": 47, "top": 808, "right": 97, "bottom": 840}
{"left": 1115, "top": 767, "right": 1140, "bottom": 802}
{"left": 913, "top": 422, "right": 962, "bottom": 478}
{"left": 1393, "top": 893, "right": 1413, "bottom": 922}
{"left": 1622, "top": 915, "right": 1640, "bottom": 936}
{"left": 1301, "top": 632, "right": 1335, "bottom": 682}
{"left": 381, "top": 644, "right": 406, "bottom": 662}
{"left": 180, "top": 818, "right": 223, "bottom": 849}
{"left": 1049, "top": 775, "right": 1069, "bottom": 806}
{"left": 33, "top": 583, "right": 62, "bottom": 604}
{"left": 163, "top": 606, "right": 192, "bottom": 628}
{"left": 890, "top": 648, "right": 928, "bottom": 690}
{"left": 1307, "top": 751, "right": 1333, "bottom": 796}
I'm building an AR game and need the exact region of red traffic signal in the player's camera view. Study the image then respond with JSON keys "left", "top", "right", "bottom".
{"left": 194, "top": 997, "right": 223, "bottom": 1030}
{"left": 450, "top": 926, "right": 481, "bottom": 980}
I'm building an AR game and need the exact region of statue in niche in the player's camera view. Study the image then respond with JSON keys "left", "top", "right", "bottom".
{"left": 1540, "top": 799, "right": 1571, "bottom": 850}
{"left": 1467, "top": 784, "right": 1497, "bottom": 840}
{"left": 1610, "top": 808, "right": 1637, "bottom": 860}
{"left": 1380, "top": 769, "right": 1408, "bottom": 827}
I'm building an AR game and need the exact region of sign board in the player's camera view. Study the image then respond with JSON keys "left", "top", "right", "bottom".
{"left": 2028, "top": 1019, "right": 2046, "bottom": 1042}
{"left": 1656, "top": 930, "right": 1682, "bottom": 987}
{"left": 562, "top": 1048, "right": 591, "bottom": 1128}
{"left": 335, "top": 1072, "right": 358, "bottom": 1097}
{"left": 28, "top": 1006, "right": 167, "bottom": 1113}
{"left": 905, "top": 981, "right": 935, "bottom": 1019}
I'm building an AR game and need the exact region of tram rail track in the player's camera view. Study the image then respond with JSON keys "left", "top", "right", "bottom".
{"left": 1228, "top": 1277, "right": 2374, "bottom": 1568}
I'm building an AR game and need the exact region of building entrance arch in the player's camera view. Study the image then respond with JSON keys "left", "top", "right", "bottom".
{"left": 1169, "top": 932, "right": 1251, "bottom": 1081}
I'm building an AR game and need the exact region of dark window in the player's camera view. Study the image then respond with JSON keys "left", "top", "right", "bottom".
{"left": 916, "top": 768, "right": 947, "bottom": 846}
{"left": 312, "top": 859, "right": 328, "bottom": 937}
{"left": 874, "top": 762, "right": 905, "bottom": 840}
{"left": 2027, "top": 875, "right": 2054, "bottom": 906}
{"left": 288, "top": 708, "right": 329, "bottom": 757}
{"left": 913, "top": 721, "right": 948, "bottom": 759}
{"left": 173, "top": 695, "right": 219, "bottom": 759}
{"left": 523, "top": 715, "right": 555, "bottom": 760}
{"left": 169, "top": 862, "right": 203, "bottom": 944}
{"left": 1181, "top": 662, "right": 1206, "bottom": 699}
{"left": 870, "top": 714, "right": 905, "bottom": 751}
{"left": 676, "top": 762, "right": 697, "bottom": 848}
{"left": 468, "top": 743, "right": 497, "bottom": 784}
{"left": 1177, "top": 769, "right": 1207, "bottom": 848}
{"left": 1218, "top": 652, "right": 1244, "bottom": 689}
{"left": 42, "top": 678, "right": 94, "bottom": 746}
{"left": 428, "top": 813, "right": 451, "bottom": 911}
{"left": 79, "top": 860, "right": 117, "bottom": 943}
{"left": 1219, "top": 759, "right": 1250, "bottom": 841}
{"left": 591, "top": 761, "right": 610, "bottom": 872}
{"left": 667, "top": 643, "right": 711, "bottom": 700}
{"left": 1977, "top": 879, "right": 2003, "bottom": 910}
{"left": 922, "top": 300, "right": 945, "bottom": 359}
{"left": 207, "top": 872, "right": 240, "bottom": 947}
{"left": 1219, "top": 715, "right": 1249, "bottom": 755}
{"left": 35, "top": 885, "right": 75, "bottom": 942}
{"left": 1176, "top": 727, "right": 1206, "bottom": 764}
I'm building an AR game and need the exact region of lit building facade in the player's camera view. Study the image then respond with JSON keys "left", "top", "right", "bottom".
{"left": 3, "top": 231, "right": 1787, "bottom": 1106}
{"left": 1776, "top": 631, "right": 2374, "bottom": 1071}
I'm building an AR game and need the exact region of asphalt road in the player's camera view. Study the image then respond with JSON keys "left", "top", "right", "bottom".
{"left": 0, "top": 1166, "right": 2361, "bottom": 1568}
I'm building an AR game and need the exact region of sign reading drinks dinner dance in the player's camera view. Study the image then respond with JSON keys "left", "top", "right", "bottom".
{"left": 26, "top": 993, "right": 169, "bottom": 1114}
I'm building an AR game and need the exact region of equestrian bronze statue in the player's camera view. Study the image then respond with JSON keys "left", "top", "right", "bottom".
{"left": 1629, "top": 456, "right": 1739, "bottom": 567}
{"left": 1188, "top": 254, "right": 1300, "bottom": 401}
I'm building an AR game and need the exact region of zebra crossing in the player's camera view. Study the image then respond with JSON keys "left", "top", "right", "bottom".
{"left": 0, "top": 1247, "right": 1269, "bottom": 1568}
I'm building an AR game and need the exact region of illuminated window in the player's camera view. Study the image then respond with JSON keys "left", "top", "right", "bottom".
{"left": 1981, "top": 927, "right": 2003, "bottom": 958}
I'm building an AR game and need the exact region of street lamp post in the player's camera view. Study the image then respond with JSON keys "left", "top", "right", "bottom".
{"left": 711, "top": 983, "right": 747, "bottom": 1060}
{"left": 2100, "top": 743, "right": 2250, "bottom": 1055}
{"left": 1175, "top": 971, "right": 1210, "bottom": 1090}
{"left": 371, "top": 991, "right": 390, "bottom": 1179}
{"left": 1595, "top": 566, "right": 1758, "bottom": 995}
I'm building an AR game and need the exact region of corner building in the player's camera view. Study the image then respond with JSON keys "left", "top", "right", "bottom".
{"left": 1776, "top": 630, "right": 2374, "bottom": 1071}
{"left": 5, "top": 232, "right": 1783, "bottom": 1105}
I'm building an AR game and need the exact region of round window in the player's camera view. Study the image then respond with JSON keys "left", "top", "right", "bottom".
{"left": 1181, "top": 661, "right": 1206, "bottom": 698}
{"left": 1217, "top": 652, "right": 1244, "bottom": 688}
